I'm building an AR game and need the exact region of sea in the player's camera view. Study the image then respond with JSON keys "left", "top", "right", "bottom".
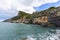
{"left": 0, "top": 22, "right": 60, "bottom": 40}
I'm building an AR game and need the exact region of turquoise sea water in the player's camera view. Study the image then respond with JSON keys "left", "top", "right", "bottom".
{"left": 0, "top": 22, "right": 60, "bottom": 40}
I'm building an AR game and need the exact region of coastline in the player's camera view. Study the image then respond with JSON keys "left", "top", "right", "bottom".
{"left": 3, "top": 6, "right": 60, "bottom": 27}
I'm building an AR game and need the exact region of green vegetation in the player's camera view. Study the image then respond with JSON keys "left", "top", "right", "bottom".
{"left": 48, "top": 7, "right": 56, "bottom": 10}
{"left": 18, "top": 11, "right": 32, "bottom": 19}
{"left": 11, "top": 11, "right": 32, "bottom": 20}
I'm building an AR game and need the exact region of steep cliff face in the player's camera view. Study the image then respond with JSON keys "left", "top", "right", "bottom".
{"left": 33, "top": 16, "right": 48, "bottom": 24}
{"left": 3, "top": 6, "right": 60, "bottom": 26}
{"left": 11, "top": 16, "right": 27, "bottom": 23}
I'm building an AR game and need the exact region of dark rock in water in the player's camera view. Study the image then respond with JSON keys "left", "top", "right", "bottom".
{"left": 55, "top": 39, "right": 58, "bottom": 40}
{"left": 49, "top": 30, "right": 56, "bottom": 34}
{"left": 22, "top": 37, "right": 28, "bottom": 40}
{"left": 58, "top": 36, "right": 60, "bottom": 39}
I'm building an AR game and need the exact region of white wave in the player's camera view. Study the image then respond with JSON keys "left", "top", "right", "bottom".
{"left": 22, "top": 29, "right": 60, "bottom": 40}
{"left": 26, "top": 35, "right": 36, "bottom": 40}
{"left": 47, "top": 29, "right": 60, "bottom": 40}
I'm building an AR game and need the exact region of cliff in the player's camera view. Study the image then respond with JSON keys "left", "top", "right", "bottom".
{"left": 3, "top": 6, "right": 60, "bottom": 26}
{"left": 3, "top": 11, "right": 32, "bottom": 23}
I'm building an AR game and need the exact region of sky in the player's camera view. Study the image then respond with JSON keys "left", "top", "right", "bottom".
{"left": 0, "top": 0, "right": 60, "bottom": 21}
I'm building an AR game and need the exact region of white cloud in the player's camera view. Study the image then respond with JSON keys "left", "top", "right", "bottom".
{"left": 0, "top": 0, "right": 59, "bottom": 14}
{"left": 0, "top": 20, "right": 3, "bottom": 22}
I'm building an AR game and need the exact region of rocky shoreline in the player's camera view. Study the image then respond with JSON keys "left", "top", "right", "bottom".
{"left": 3, "top": 6, "right": 60, "bottom": 27}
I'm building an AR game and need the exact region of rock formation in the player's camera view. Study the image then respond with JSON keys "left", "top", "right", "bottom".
{"left": 3, "top": 6, "right": 60, "bottom": 27}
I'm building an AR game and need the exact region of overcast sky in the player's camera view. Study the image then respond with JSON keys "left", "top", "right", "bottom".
{"left": 0, "top": 0, "right": 60, "bottom": 21}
